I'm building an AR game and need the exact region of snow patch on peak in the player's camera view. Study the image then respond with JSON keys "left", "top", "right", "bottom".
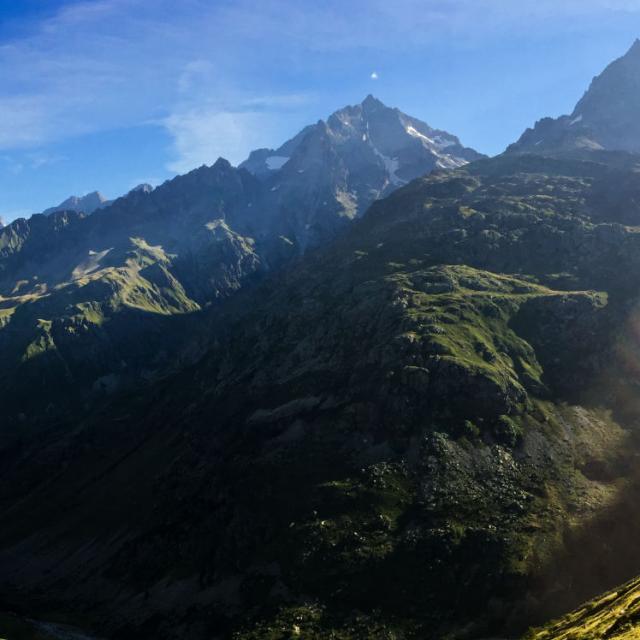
{"left": 406, "top": 125, "right": 431, "bottom": 143}
{"left": 569, "top": 114, "right": 583, "bottom": 126}
{"left": 432, "top": 135, "right": 455, "bottom": 150}
{"left": 371, "top": 146, "right": 406, "bottom": 187}
{"left": 266, "top": 156, "right": 289, "bottom": 170}
{"left": 406, "top": 126, "right": 454, "bottom": 150}
{"left": 435, "top": 156, "right": 467, "bottom": 170}
{"left": 71, "top": 248, "right": 112, "bottom": 280}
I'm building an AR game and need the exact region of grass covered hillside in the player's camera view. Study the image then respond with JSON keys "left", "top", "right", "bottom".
{"left": 3, "top": 152, "right": 640, "bottom": 638}
{"left": 0, "top": 161, "right": 267, "bottom": 425}
{"left": 526, "top": 576, "right": 640, "bottom": 640}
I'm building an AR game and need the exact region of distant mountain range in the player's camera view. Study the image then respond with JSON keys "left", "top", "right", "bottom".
{"left": 26, "top": 96, "right": 480, "bottom": 242}
{"left": 38, "top": 183, "right": 155, "bottom": 218}
{"left": 42, "top": 191, "right": 111, "bottom": 216}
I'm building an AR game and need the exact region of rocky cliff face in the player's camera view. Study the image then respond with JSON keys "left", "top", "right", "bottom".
{"left": 241, "top": 95, "right": 483, "bottom": 249}
{"left": 509, "top": 40, "right": 640, "bottom": 155}
{"left": 42, "top": 190, "right": 112, "bottom": 216}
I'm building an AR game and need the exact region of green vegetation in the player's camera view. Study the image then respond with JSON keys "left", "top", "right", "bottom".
{"left": 3, "top": 152, "right": 640, "bottom": 638}
{"left": 525, "top": 576, "right": 640, "bottom": 640}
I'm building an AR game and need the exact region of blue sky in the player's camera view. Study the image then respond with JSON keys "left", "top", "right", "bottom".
{"left": 1, "top": 0, "right": 640, "bottom": 222}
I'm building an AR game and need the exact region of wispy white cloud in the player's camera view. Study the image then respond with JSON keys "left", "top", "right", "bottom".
{"left": 0, "top": 150, "right": 65, "bottom": 176}
{"left": 0, "top": 0, "right": 323, "bottom": 172}
{"left": 0, "top": 155, "right": 25, "bottom": 175}
{"left": 163, "top": 107, "right": 284, "bottom": 172}
{"left": 26, "top": 151, "right": 65, "bottom": 170}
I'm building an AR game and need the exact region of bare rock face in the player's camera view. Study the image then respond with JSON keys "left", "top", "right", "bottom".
{"left": 509, "top": 40, "right": 640, "bottom": 155}
{"left": 42, "top": 190, "right": 112, "bottom": 216}
{"left": 241, "top": 95, "right": 483, "bottom": 249}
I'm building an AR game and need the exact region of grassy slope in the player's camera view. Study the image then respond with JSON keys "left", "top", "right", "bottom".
{"left": 3, "top": 154, "right": 640, "bottom": 638}
{"left": 526, "top": 576, "right": 640, "bottom": 640}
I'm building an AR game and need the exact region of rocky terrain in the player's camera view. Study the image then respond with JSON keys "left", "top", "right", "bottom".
{"left": 240, "top": 94, "right": 482, "bottom": 249}
{"left": 0, "top": 97, "right": 480, "bottom": 426}
{"left": 3, "top": 151, "right": 640, "bottom": 639}
{"left": 42, "top": 192, "right": 112, "bottom": 217}
{"left": 4, "top": 44, "right": 640, "bottom": 640}
{"left": 509, "top": 40, "right": 640, "bottom": 155}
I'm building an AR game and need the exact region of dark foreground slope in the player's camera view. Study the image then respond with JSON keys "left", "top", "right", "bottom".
{"left": 4, "top": 153, "right": 640, "bottom": 638}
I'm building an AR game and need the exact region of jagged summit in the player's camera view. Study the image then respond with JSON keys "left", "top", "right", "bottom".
{"left": 627, "top": 37, "right": 640, "bottom": 54}
{"left": 509, "top": 38, "right": 640, "bottom": 154}
{"left": 239, "top": 96, "right": 483, "bottom": 248}
{"left": 361, "top": 93, "right": 385, "bottom": 110}
{"left": 42, "top": 190, "right": 111, "bottom": 216}
{"left": 212, "top": 156, "right": 233, "bottom": 170}
{"left": 129, "top": 183, "right": 154, "bottom": 194}
{"left": 240, "top": 95, "right": 482, "bottom": 178}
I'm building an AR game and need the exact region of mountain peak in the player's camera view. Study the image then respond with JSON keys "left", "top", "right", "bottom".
{"left": 237, "top": 95, "right": 482, "bottom": 250}
{"left": 129, "top": 183, "right": 154, "bottom": 195}
{"left": 361, "top": 94, "right": 385, "bottom": 110}
{"left": 509, "top": 40, "right": 640, "bottom": 155}
{"left": 42, "top": 191, "right": 111, "bottom": 216}
{"left": 212, "top": 157, "right": 233, "bottom": 171}
{"left": 88, "top": 190, "right": 108, "bottom": 202}
{"left": 626, "top": 38, "right": 640, "bottom": 56}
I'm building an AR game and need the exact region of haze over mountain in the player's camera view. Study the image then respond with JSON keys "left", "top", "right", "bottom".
{"left": 33, "top": 184, "right": 155, "bottom": 220}
{"left": 0, "top": 96, "right": 479, "bottom": 420}
{"left": 509, "top": 39, "right": 640, "bottom": 155}
{"left": 42, "top": 191, "right": 111, "bottom": 217}
{"left": 5, "top": 38, "right": 640, "bottom": 640}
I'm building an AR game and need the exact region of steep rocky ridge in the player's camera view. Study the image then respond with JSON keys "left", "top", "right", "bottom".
{"left": 0, "top": 159, "right": 266, "bottom": 422}
{"left": 42, "top": 191, "right": 111, "bottom": 217}
{"left": 0, "top": 99, "right": 480, "bottom": 424}
{"left": 509, "top": 40, "right": 640, "bottom": 155}
{"left": 241, "top": 95, "right": 483, "bottom": 249}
